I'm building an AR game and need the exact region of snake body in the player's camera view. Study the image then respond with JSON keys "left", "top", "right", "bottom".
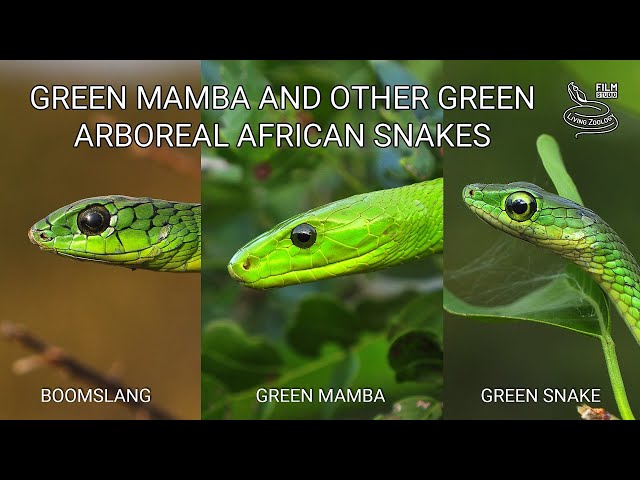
{"left": 463, "top": 182, "right": 640, "bottom": 344}
{"left": 228, "top": 178, "right": 443, "bottom": 289}
{"left": 30, "top": 196, "right": 201, "bottom": 272}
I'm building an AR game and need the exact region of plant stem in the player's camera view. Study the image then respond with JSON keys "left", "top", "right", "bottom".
{"left": 600, "top": 334, "right": 635, "bottom": 420}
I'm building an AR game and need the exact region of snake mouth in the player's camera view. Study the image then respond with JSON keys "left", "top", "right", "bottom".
{"left": 28, "top": 228, "right": 55, "bottom": 249}
{"left": 462, "top": 183, "right": 486, "bottom": 201}
{"left": 28, "top": 225, "right": 164, "bottom": 264}
{"left": 227, "top": 248, "right": 261, "bottom": 285}
{"left": 228, "top": 246, "right": 402, "bottom": 290}
{"left": 227, "top": 262, "right": 243, "bottom": 283}
{"left": 468, "top": 206, "right": 506, "bottom": 233}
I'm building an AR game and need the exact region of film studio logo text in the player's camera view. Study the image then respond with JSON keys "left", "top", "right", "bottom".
{"left": 563, "top": 81, "right": 618, "bottom": 137}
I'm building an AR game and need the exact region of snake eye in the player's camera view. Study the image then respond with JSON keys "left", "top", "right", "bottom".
{"left": 505, "top": 192, "right": 537, "bottom": 222}
{"left": 77, "top": 205, "right": 111, "bottom": 235}
{"left": 291, "top": 223, "right": 317, "bottom": 249}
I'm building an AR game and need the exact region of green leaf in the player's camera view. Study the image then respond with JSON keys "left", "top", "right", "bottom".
{"left": 374, "top": 396, "right": 442, "bottom": 420}
{"left": 201, "top": 373, "right": 229, "bottom": 420}
{"left": 201, "top": 60, "right": 222, "bottom": 87}
{"left": 388, "top": 291, "right": 443, "bottom": 346}
{"left": 536, "top": 133, "right": 584, "bottom": 205}
{"left": 536, "top": 134, "right": 584, "bottom": 206}
{"left": 370, "top": 60, "right": 442, "bottom": 121}
{"left": 217, "top": 61, "right": 300, "bottom": 163}
{"left": 444, "top": 264, "right": 609, "bottom": 338}
{"left": 286, "top": 295, "right": 361, "bottom": 357}
{"left": 387, "top": 292, "right": 443, "bottom": 383}
{"left": 371, "top": 60, "right": 420, "bottom": 89}
{"left": 370, "top": 59, "right": 418, "bottom": 114}
{"left": 321, "top": 350, "right": 360, "bottom": 419}
{"left": 354, "top": 291, "right": 419, "bottom": 332}
{"left": 388, "top": 331, "right": 442, "bottom": 383}
{"left": 204, "top": 335, "right": 433, "bottom": 420}
{"left": 218, "top": 60, "right": 270, "bottom": 103}
{"left": 201, "top": 61, "right": 224, "bottom": 125}
{"left": 399, "top": 148, "right": 438, "bottom": 182}
{"left": 255, "top": 397, "right": 276, "bottom": 420}
{"left": 201, "top": 320, "right": 283, "bottom": 392}
{"left": 404, "top": 60, "right": 443, "bottom": 86}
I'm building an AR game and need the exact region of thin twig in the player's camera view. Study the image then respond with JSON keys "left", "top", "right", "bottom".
{"left": 1, "top": 322, "right": 175, "bottom": 420}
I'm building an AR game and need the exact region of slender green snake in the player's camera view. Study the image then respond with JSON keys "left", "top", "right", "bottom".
{"left": 29, "top": 196, "right": 201, "bottom": 272}
{"left": 464, "top": 182, "right": 640, "bottom": 344}
{"left": 228, "top": 178, "right": 443, "bottom": 289}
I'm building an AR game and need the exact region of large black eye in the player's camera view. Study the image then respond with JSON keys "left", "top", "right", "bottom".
{"left": 505, "top": 192, "right": 537, "bottom": 222}
{"left": 291, "top": 223, "right": 317, "bottom": 249}
{"left": 78, "top": 205, "right": 111, "bottom": 235}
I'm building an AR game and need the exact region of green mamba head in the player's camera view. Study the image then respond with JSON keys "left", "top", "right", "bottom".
{"left": 29, "top": 195, "right": 201, "bottom": 272}
{"left": 227, "top": 196, "right": 380, "bottom": 289}
{"left": 462, "top": 182, "right": 605, "bottom": 251}
{"left": 227, "top": 181, "right": 443, "bottom": 289}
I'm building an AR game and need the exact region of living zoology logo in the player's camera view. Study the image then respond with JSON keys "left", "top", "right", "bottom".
{"left": 563, "top": 81, "right": 618, "bottom": 138}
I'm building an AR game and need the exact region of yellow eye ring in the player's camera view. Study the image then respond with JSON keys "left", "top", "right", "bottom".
{"left": 505, "top": 191, "right": 537, "bottom": 222}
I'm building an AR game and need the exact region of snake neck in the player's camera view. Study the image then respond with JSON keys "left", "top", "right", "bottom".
{"left": 181, "top": 205, "right": 201, "bottom": 272}
{"left": 540, "top": 224, "right": 640, "bottom": 344}
{"left": 191, "top": 207, "right": 202, "bottom": 271}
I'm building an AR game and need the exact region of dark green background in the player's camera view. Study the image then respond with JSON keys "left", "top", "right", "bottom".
{"left": 444, "top": 60, "right": 640, "bottom": 419}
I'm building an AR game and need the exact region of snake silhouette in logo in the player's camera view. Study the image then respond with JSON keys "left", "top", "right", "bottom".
{"left": 563, "top": 81, "right": 618, "bottom": 137}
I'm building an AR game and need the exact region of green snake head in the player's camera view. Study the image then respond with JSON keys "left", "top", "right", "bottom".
{"left": 29, "top": 196, "right": 201, "bottom": 272}
{"left": 229, "top": 179, "right": 443, "bottom": 289}
{"left": 463, "top": 181, "right": 640, "bottom": 346}
{"left": 463, "top": 182, "right": 612, "bottom": 262}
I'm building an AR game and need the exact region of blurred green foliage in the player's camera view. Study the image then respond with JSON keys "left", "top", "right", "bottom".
{"left": 201, "top": 60, "right": 443, "bottom": 419}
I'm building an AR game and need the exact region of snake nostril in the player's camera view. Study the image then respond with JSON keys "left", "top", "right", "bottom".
{"left": 242, "top": 258, "right": 251, "bottom": 270}
{"left": 468, "top": 189, "right": 474, "bottom": 197}
{"left": 39, "top": 232, "right": 49, "bottom": 240}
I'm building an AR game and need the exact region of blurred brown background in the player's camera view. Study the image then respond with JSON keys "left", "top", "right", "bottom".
{"left": 0, "top": 61, "right": 200, "bottom": 419}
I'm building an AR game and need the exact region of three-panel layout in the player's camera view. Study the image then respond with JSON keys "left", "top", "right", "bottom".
{"left": 4, "top": 60, "right": 636, "bottom": 420}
